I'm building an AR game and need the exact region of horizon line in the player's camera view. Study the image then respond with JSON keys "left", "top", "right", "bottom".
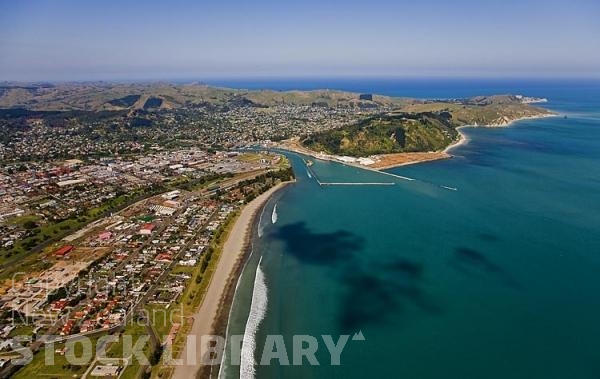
{"left": 3, "top": 75, "right": 600, "bottom": 85}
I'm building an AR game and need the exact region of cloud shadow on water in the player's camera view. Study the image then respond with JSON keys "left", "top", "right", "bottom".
{"left": 270, "top": 222, "right": 364, "bottom": 265}
{"left": 271, "top": 223, "right": 443, "bottom": 332}
{"left": 385, "top": 258, "right": 442, "bottom": 315}
{"left": 339, "top": 257, "right": 442, "bottom": 332}
{"left": 339, "top": 270, "right": 400, "bottom": 332}
{"left": 449, "top": 247, "right": 520, "bottom": 289}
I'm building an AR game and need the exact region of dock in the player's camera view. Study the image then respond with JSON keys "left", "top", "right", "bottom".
{"left": 320, "top": 182, "right": 395, "bottom": 186}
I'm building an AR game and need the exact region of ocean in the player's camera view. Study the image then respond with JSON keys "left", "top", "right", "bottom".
{"left": 219, "top": 79, "right": 600, "bottom": 379}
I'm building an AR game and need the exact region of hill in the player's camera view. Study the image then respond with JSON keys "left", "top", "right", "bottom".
{"left": 301, "top": 95, "right": 553, "bottom": 157}
{"left": 302, "top": 112, "right": 457, "bottom": 156}
{"left": 0, "top": 82, "right": 407, "bottom": 111}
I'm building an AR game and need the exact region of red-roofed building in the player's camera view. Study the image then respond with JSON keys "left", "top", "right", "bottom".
{"left": 80, "top": 320, "right": 95, "bottom": 333}
{"left": 139, "top": 223, "right": 155, "bottom": 235}
{"left": 53, "top": 245, "right": 74, "bottom": 257}
{"left": 61, "top": 319, "right": 75, "bottom": 336}
{"left": 51, "top": 299, "right": 69, "bottom": 312}
{"left": 155, "top": 253, "right": 172, "bottom": 262}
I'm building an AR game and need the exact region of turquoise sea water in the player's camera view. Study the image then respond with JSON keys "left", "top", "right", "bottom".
{"left": 222, "top": 80, "right": 600, "bottom": 379}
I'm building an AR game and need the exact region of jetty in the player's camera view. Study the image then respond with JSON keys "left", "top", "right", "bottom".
{"left": 305, "top": 161, "right": 395, "bottom": 186}
{"left": 320, "top": 182, "right": 395, "bottom": 186}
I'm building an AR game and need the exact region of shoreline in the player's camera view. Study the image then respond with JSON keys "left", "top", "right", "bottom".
{"left": 444, "top": 113, "right": 559, "bottom": 154}
{"left": 443, "top": 125, "right": 471, "bottom": 153}
{"left": 279, "top": 112, "right": 558, "bottom": 171}
{"left": 171, "top": 181, "right": 292, "bottom": 379}
{"left": 210, "top": 185, "right": 284, "bottom": 379}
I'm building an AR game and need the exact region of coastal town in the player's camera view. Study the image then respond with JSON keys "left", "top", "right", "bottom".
{"left": 0, "top": 145, "right": 293, "bottom": 378}
{"left": 0, "top": 98, "right": 384, "bottom": 163}
{"left": 1, "top": 1, "right": 595, "bottom": 378}
{"left": 0, "top": 82, "right": 554, "bottom": 379}
{"left": 0, "top": 83, "right": 396, "bottom": 378}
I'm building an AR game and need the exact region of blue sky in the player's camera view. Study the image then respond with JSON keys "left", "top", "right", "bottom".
{"left": 1, "top": 0, "right": 598, "bottom": 81}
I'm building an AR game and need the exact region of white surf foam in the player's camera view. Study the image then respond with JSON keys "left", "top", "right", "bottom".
{"left": 217, "top": 243, "right": 253, "bottom": 379}
{"left": 271, "top": 204, "right": 278, "bottom": 224}
{"left": 239, "top": 258, "right": 268, "bottom": 379}
{"left": 257, "top": 202, "right": 267, "bottom": 238}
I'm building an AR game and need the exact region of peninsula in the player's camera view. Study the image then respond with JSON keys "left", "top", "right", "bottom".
{"left": 295, "top": 94, "right": 555, "bottom": 168}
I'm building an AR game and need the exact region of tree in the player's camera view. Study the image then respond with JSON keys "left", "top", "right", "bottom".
{"left": 393, "top": 127, "right": 406, "bottom": 147}
{"left": 23, "top": 220, "right": 38, "bottom": 229}
{"left": 150, "top": 346, "right": 164, "bottom": 365}
{"left": 200, "top": 258, "right": 209, "bottom": 273}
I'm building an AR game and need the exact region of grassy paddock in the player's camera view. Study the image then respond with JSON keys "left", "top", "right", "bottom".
{"left": 12, "top": 334, "right": 106, "bottom": 379}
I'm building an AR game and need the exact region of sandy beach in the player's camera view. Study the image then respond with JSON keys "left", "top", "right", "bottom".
{"left": 171, "top": 181, "right": 290, "bottom": 379}
{"left": 365, "top": 151, "right": 451, "bottom": 169}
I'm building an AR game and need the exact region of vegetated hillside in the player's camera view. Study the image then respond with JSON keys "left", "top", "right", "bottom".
{"left": 301, "top": 95, "right": 554, "bottom": 156}
{"left": 302, "top": 112, "right": 458, "bottom": 156}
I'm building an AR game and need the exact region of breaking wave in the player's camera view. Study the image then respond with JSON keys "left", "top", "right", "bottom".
{"left": 271, "top": 204, "right": 278, "bottom": 224}
{"left": 257, "top": 202, "right": 267, "bottom": 238}
{"left": 239, "top": 258, "right": 268, "bottom": 379}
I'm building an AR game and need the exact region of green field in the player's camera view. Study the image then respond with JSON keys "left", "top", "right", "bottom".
{"left": 12, "top": 334, "right": 106, "bottom": 379}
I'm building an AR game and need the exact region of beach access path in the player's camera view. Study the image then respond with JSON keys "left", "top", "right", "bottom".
{"left": 171, "top": 182, "right": 289, "bottom": 379}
